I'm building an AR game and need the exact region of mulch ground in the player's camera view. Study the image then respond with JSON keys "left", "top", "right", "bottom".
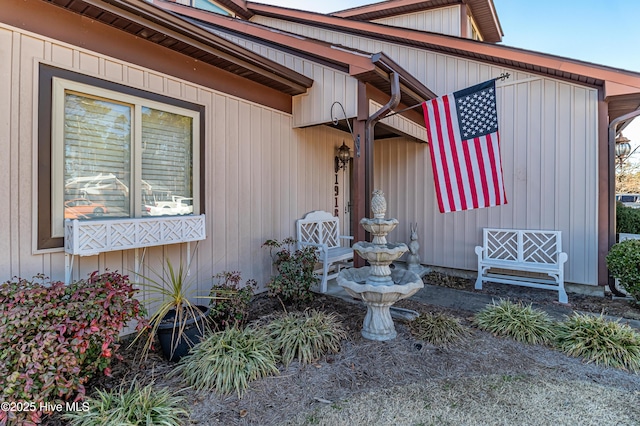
{"left": 48, "top": 274, "right": 640, "bottom": 425}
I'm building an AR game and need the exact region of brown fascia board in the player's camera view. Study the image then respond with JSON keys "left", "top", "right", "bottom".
{"left": 77, "top": 0, "right": 312, "bottom": 94}
{"left": 330, "top": 0, "right": 503, "bottom": 43}
{"left": 156, "top": 0, "right": 374, "bottom": 75}
{"left": 211, "top": 0, "right": 254, "bottom": 19}
{"left": 247, "top": 2, "right": 640, "bottom": 95}
{"left": 156, "top": 0, "right": 436, "bottom": 104}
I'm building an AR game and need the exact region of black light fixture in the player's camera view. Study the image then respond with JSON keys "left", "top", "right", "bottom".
{"left": 335, "top": 141, "right": 351, "bottom": 173}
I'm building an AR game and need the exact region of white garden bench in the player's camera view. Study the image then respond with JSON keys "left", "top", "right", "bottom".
{"left": 475, "top": 228, "right": 569, "bottom": 303}
{"left": 296, "top": 210, "right": 354, "bottom": 293}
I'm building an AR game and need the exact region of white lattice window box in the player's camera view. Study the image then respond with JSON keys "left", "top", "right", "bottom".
{"left": 64, "top": 215, "right": 206, "bottom": 256}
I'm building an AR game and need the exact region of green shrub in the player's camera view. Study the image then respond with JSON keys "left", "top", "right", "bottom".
{"left": 606, "top": 238, "right": 640, "bottom": 302}
{"left": 62, "top": 379, "right": 188, "bottom": 426}
{"left": 263, "top": 238, "right": 318, "bottom": 305}
{"left": 266, "top": 310, "right": 347, "bottom": 367}
{"left": 0, "top": 272, "right": 145, "bottom": 425}
{"left": 474, "top": 299, "right": 557, "bottom": 345}
{"left": 207, "top": 271, "right": 257, "bottom": 330}
{"left": 616, "top": 202, "right": 640, "bottom": 235}
{"left": 172, "top": 326, "right": 279, "bottom": 397}
{"left": 555, "top": 313, "right": 640, "bottom": 372}
{"left": 409, "top": 312, "right": 469, "bottom": 347}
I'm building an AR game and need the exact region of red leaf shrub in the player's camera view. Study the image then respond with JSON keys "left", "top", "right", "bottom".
{"left": 0, "top": 271, "right": 145, "bottom": 425}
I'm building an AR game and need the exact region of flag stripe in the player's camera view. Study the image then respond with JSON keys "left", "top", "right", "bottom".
{"left": 461, "top": 137, "right": 479, "bottom": 208}
{"left": 422, "top": 101, "right": 446, "bottom": 213}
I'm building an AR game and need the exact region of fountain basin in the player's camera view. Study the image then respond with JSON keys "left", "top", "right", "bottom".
{"left": 337, "top": 267, "right": 423, "bottom": 341}
{"left": 359, "top": 217, "right": 399, "bottom": 245}
{"left": 353, "top": 242, "right": 408, "bottom": 283}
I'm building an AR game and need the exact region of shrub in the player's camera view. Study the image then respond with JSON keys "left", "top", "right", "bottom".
{"left": 172, "top": 326, "right": 279, "bottom": 397}
{"left": 616, "top": 202, "right": 640, "bottom": 235}
{"left": 62, "top": 379, "right": 188, "bottom": 426}
{"left": 555, "top": 313, "right": 640, "bottom": 372}
{"left": 207, "top": 271, "right": 257, "bottom": 330}
{"left": 606, "top": 238, "right": 640, "bottom": 302}
{"left": 0, "top": 272, "right": 145, "bottom": 425}
{"left": 266, "top": 309, "right": 347, "bottom": 367}
{"left": 263, "top": 238, "right": 318, "bottom": 305}
{"left": 474, "top": 299, "right": 557, "bottom": 345}
{"left": 409, "top": 312, "right": 469, "bottom": 347}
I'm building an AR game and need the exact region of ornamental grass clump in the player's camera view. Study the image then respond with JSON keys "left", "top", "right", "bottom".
{"left": 409, "top": 312, "right": 469, "bottom": 347}
{"left": 63, "top": 379, "right": 188, "bottom": 426}
{"left": 266, "top": 309, "right": 347, "bottom": 367}
{"left": 555, "top": 313, "right": 640, "bottom": 372}
{"left": 172, "top": 326, "right": 279, "bottom": 397}
{"left": 474, "top": 299, "right": 557, "bottom": 345}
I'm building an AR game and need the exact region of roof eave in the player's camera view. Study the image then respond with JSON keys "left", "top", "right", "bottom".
{"left": 47, "top": 0, "right": 312, "bottom": 95}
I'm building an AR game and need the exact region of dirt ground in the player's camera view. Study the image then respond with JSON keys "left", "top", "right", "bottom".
{"left": 51, "top": 275, "right": 640, "bottom": 425}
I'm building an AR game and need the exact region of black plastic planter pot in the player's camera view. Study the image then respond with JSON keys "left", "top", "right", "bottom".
{"left": 157, "top": 305, "right": 209, "bottom": 362}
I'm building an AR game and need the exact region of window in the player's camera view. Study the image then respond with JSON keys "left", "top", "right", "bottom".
{"left": 38, "top": 66, "right": 204, "bottom": 249}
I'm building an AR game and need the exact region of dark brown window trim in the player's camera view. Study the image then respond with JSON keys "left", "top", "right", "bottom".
{"left": 37, "top": 64, "right": 206, "bottom": 250}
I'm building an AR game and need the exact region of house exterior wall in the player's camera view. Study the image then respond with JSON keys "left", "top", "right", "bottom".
{"left": 0, "top": 23, "right": 351, "bottom": 293}
{"left": 371, "top": 5, "right": 462, "bottom": 37}
{"left": 251, "top": 16, "right": 600, "bottom": 286}
{"left": 200, "top": 27, "right": 359, "bottom": 127}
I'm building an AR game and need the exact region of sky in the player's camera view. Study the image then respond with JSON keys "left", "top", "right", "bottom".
{"left": 257, "top": 0, "right": 640, "bottom": 159}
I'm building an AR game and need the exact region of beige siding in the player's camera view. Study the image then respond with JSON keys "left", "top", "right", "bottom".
{"left": 253, "top": 17, "right": 600, "bottom": 285}
{"left": 0, "top": 23, "right": 351, "bottom": 295}
{"left": 203, "top": 28, "right": 358, "bottom": 127}
{"left": 371, "top": 5, "right": 462, "bottom": 37}
{"left": 371, "top": 100, "right": 428, "bottom": 142}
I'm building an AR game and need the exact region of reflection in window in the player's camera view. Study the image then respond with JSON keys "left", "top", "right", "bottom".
{"left": 64, "top": 94, "right": 131, "bottom": 219}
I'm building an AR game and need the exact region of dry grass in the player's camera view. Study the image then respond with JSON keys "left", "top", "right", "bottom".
{"left": 285, "top": 376, "right": 640, "bottom": 426}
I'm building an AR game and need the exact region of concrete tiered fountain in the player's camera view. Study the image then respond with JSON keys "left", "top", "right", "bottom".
{"left": 337, "top": 190, "right": 424, "bottom": 341}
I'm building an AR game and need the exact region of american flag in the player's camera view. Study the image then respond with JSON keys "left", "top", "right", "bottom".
{"left": 422, "top": 79, "right": 507, "bottom": 213}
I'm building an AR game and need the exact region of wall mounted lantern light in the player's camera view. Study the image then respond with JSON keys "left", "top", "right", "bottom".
{"left": 615, "top": 133, "right": 632, "bottom": 168}
{"left": 335, "top": 141, "right": 351, "bottom": 173}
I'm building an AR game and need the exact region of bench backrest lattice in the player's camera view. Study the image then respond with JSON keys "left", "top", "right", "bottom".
{"left": 484, "top": 229, "right": 562, "bottom": 265}
{"left": 297, "top": 216, "right": 340, "bottom": 249}
{"left": 296, "top": 210, "right": 353, "bottom": 294}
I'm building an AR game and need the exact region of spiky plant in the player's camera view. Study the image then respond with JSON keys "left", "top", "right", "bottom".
{"left": 474, "top": 299, "right": 557, "bottom": 345}
{"left": 62, "top": 379, "right": 187, "bottom": 426}
{"left": 555, "top": 313, "right": 640, "bottom": 372}
{"left": 409, "top": 312, "right": 469, "bottom": 347}
{"left": 172, "top": 326, "right": 279, "bottom": 397}
{"left": 266, "top": 309, "right": 347, "bottom": 367}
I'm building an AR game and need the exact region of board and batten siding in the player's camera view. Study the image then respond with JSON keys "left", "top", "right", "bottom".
{"left": 252, "top": 16, "right": 600, "bottom": 286}
{"left": 371, "top": 5, "right": 461, "bottom": 37}
{"left": 0, "top": 23, "right": 352, "bottom": 295}
{"left": 203, "top": 27, "right": 359, "bottom": 127}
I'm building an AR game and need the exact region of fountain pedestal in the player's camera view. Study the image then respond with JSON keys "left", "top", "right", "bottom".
{"left": 338, "top": 190, "right": 423, "bottom": 341}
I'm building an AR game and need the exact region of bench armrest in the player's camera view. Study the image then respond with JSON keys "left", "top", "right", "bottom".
{"left": 474, "top": 245, "right": 484, "bottom": 257}
{"left": 339, "top": 235, "right": 354, "bottom": 240}
{"left": 558, "top": 252, "right": 568, "bottom": 264}
{"left": 298, "top": 241, "right": 329, "bottom": 258}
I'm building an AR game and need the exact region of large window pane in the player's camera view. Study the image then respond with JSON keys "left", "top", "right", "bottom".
{"left": 141, "top": 107, "right": 193, "bottom": 216}
{"left": 63, "top": 94, "right": 131, "bottom": 219}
